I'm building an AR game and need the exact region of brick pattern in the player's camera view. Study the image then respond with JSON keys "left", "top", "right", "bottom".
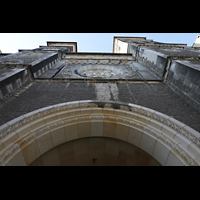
{"left": 0, "top": 82, "right": 200, "bottom": 133}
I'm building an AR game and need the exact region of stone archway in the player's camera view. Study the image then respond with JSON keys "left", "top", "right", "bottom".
{"left": 0, "top": 100, "right": 200, "bottom": 166}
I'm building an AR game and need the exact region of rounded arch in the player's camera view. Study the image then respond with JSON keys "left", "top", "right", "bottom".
{"left": 0, "top": 100, "right": 200, "bottom": 166}
{"left": 30, "top": 137, "right": 162, "bottom": 166}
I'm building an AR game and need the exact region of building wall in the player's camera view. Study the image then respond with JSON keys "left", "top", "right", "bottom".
{"left": 1, "top": 38, "right": 200, "bottom": 166}
{"left": 137, "top": 47, "right": 168, "bottom": 79}
{"left": 166, "top": 60, "right": 200, "bottom": 112}
{"left": 0, "top": 68, "right": 29, "bottom": 100}
{"left": 113, "top": 39, "right": 128, "bottom": 53}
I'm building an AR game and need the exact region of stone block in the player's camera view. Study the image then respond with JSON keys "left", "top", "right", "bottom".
{"left": 187, "top": 142, "right": 200, "bottom": 160}
{"left": 103, "top": 121, "right": 117, "bottom": 138}
{"left": 116, "top": 123, "right": 129, "bottom": 142}
{"left": 6, "top": 150, "right": 26, "bottom": 166}
{"left": 161, "top": 124, "right": 177, "bottom": 139}
{"left": 77, "top": 121, "right": 91, "bottom": 138}
{"left": 21, "top": 139, "right": 40, "bottom": 165}
{"left": 174, "top": 133, "right": 192, "bottom": 149}
{"left": 43, "top": 114, "right": 59, "bottom": 124}
{"left": 36, "top": 132, "right": 53, "bottom": 155}
{"left": 29, "top": 117, "right": 46, "bottom": 131}
{"left": 1, "top": 131, "right": 19, "bottom": 148}
{"left": 91, "top": 121, "right": 103, "bottom": 137}
{"left": 127, "top": 127, "right": 143, "bottom": 148}
{"left": 165, "top": 150, "right": 185, "bottom": 166}
{"left": 140, "top": 131, "right": 158, "bottom": 156}
{"left": 152, "top": 139, "right": 171, "bottom": 166}
{"left": 51, "top": 126, "right": 66, "bottom": 147}
{"left": 64, "top": 123, "right": 79, "bottom": 142}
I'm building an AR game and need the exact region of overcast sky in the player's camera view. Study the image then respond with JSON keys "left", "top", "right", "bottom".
{"left": 0, "top": 33, "right": 199, "bottom": 53}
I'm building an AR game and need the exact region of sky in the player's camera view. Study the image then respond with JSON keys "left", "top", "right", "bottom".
{"left": 0, "top": 33, "right": 199, "bottom": 53}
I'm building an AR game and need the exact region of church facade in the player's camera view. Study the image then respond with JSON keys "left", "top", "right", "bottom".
{"left": 0, "top": 36, "right": 200, "bottom": 166}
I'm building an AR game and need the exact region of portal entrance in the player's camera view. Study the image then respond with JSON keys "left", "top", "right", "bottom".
{"left": 30, "top": 137, "right": 161, "bottom": 166}
{"left": 0, "top": 100, "right": 199, "bottom": 166}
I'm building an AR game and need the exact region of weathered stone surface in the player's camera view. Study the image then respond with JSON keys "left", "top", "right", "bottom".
{"left": 0, "top": 68, "right": 29, "bottom": 100}
{"left": 0, "top": 51, "right": 54, "bottom": 65}
{"left": 1, "top": 37, "right": 200, "bottom": 166}
{"left": 166, "top": 60, "right": 200, "bottom": 112}
{"left": 137, "top": 47, "right": 168, "bottom": 79}
{"left": 0, "top": 82, "right": 200, "bottom": 133}
{"left": 117, "top": 82, "right": 200, "bottom": 132}
{"left": 124, "top": 38, "right": 200, "bottom": 113}
{"left": 1, "top": 37, "right": 200, "bottom": 136}
{"left": 54, "top": 60, "right": 159, "bottom": 81}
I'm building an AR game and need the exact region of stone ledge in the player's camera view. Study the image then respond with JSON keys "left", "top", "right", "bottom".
{"left": 0, "top": 68, "right": 29, "bottom": 100}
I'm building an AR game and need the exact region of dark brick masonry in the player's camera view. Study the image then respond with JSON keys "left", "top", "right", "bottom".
{"left": 0, "top": 81, "right": 200, "bottom": 132}
{"left": 117, "top": 83, "right": 200, "bottom": 132}
{"left": 0, "top": 82, "right": 96, "bottom": 126}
